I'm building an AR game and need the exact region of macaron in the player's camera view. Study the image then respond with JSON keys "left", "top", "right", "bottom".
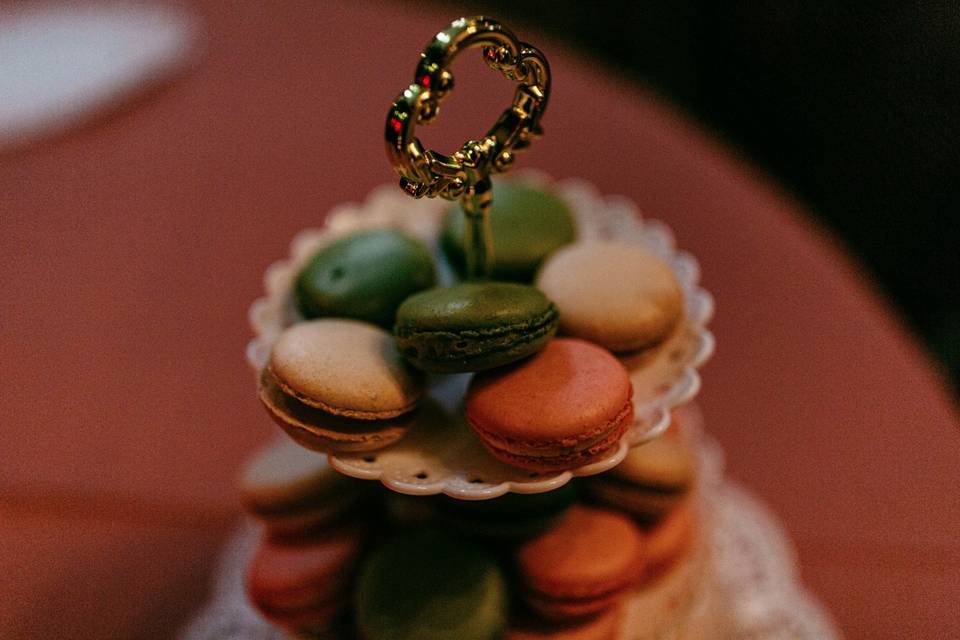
{"left": 294, "top": 229, "right": 436, "bottom": 327}
{"left": 620, "top": 507, "right": 702, "bottom": 639}
{"left": 238, "top": 437, "right": 371, "bottom": 538}
{"left": 584, "top": 435, "right": 696, "bottom": 522}
{"left": 505, "top": 606, "right": 623, "bottom": 640}
{"left": 515, "top": 505, "right": 646, "bottom": 621}
{"left": 260, "top": 319, "right": 423, "bottom": 452}
{"left": 466, "top": 338, "right": 633, "bottom": 472}
{"left": 441, "top": 181, "right": 577, "bottom": 281}
{"left": 394, "top": 282, "right": 559, "bottom": 373}
{"left": 434, "top": 480, "right": 579, "bottom": 541}
{"left": 246, "top": 527, "right": 364, "bottom": 635}
{"left": 643, "top": 499, "right": 697, "bottom": 580}
{"left": 260, "top": 368, "right": 415, "bottom": 453}
{"left": 355, "top": 529, "right": 508, "bottom": 640}
{"left": 536, "top": 241, "right": 683, "bottom": 353}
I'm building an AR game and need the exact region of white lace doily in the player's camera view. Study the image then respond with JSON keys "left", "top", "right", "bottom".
{"left": 177, "top": 483, "right": 839, "bottom": 640}
{"left": 245, "top": 172, "right": 715, "bottom": 499}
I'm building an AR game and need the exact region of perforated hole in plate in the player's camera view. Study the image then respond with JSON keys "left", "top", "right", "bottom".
{"left": 414, "top": 472, "right": 428, "bottom": 480}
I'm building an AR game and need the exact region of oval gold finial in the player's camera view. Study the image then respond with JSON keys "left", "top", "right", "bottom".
{"left": 384, "top": 17, "right": 550, "bottom": 278}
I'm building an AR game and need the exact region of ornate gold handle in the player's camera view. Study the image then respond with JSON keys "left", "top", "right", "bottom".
{"left": 384, "top": 16, "right": 550, "bottom": 278}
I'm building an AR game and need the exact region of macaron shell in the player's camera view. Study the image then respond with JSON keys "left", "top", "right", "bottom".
{"left": 585, "top": 479, "right": 685, "bottom": 522}
{"left": 259, "top": 369, "right": 411, "bottom": 452}
{"left": 608, "top": 437, "right": 696, "bottom": 491}
{"left": 517, "top": 506, "right": 646, "bottom": 603}
{"left": 254, "top": 599, "right": 344, "bottom": 635}
{"left": 294, "top": 229, "right": 436, "bottom": 327}
{"left": 441, "top": 181, "right": 577, "bottom": 281}
{"left": 269, "top": 319, "right": 423, "bottom": 419}
{"left": 254, "top": 491, "right": 367, "bottom": 540}
{"left": 523, "top": 590, "right": 628, "bottom": 622}
{"left": 481, "top": 407, "right": 631, "bottom": 473}
{"left": 239, "top": 437, "right": 352, "bottom": 511}
{"left": 247, "top": 530, "right": 362, "bottom": 597}
{"left": 467, "top": 338, "right": 632, "bottom": 443}
{"left": 616, "top": 313, "right": 687, "bottom": 373}
{"left": 394, "top": 282, "right": 559, "bottom": 373}
{"left": 536, "top": 241, "right": 683, "bottom": 352}
{"left": 355, "top": 529, "right": 508, "bottom": 640}
{"left": 644, "top": 500, "right": 697, "bottom": 579}
{"left": 621, "top": 536, "right": 704, "bottom": 639}
{"left": 246, "top": 529, "right": 363, "bottom": 629}
{"left": 505, "top": 606, "right": 623, "bottom": 640}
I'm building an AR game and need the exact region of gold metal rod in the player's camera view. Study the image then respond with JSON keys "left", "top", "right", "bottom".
{"left": 461, "top": 176, "right": 494, "bottom": 279}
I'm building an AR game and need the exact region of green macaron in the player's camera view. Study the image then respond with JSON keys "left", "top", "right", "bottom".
{"left": 393, "top": 282, "right": 559, "bottom": 372}
{"left": 441, "top": 182, "right": 577, "bottom": 282}
{"left": 355, "top": 529, "right": 508, "bottom": 640}
{"left": 294, "top": 229, "right": 436, "bottom": 327}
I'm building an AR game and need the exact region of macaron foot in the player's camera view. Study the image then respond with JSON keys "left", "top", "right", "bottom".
{"left": 259, "top": 369, "right": 411, "bottom": 453}
{"left": 268, "top": 319, "right": 424, "bottom": 420}
{"left": 516, "top": 506, "right": 647, "bottom": 623}
{"left": 467, "top": 338, "right": 634, "bottom": 472}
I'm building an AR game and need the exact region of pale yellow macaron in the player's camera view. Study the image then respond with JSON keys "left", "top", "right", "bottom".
{"left": 585, "top": 435, "right": 696, "bottom": 522}
{"left": 267, "top": 319, "right": 424, "bottom": 419}
{"left": 609, "top": 436, "right": 696, "bottom": 490}
{"left": 259, "top": 319, "right": 424, "bottom": 452}
{"left": 536, "top": 241, "right": 683, "bottom": 353}
{"left": 238, "top": 437, "right": 370, "bottom": 537}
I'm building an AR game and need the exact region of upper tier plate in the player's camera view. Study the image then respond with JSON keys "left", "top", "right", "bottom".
{"left": 246, "top": 172, "right": 714, "bottom": 499}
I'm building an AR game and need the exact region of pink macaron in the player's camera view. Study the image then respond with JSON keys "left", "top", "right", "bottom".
{"left": 466, "top": 338, "right": 634, "bottom": 472}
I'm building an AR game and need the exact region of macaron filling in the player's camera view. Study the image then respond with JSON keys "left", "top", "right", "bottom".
{"left": 472, "top": 399, "right": 633, "bottom": 471}
{"left": 267, "top": 319, "right": 424, "bottom": 421}
{"left": 270, "top": 363, "right": 420, "bottom": 420}
{"left": 588, "top": 472, "right": 690, "bottom": 507}
{"left": 522, "top": 589, "right": 628, "bottom": 620}
{"left": 395, "top": 304, "right": 559, "bottom": 370}
{"left": 505, "top": 605, "right": 623, "bottom": 640}
{"left": 247, "top": 530, "right": 363, "bottom": 632}
{"left": 259, "top": 370, "right": 412, "bottom": 451}
{"left": 516, "top": 506, "right": 647, "bottom": 622}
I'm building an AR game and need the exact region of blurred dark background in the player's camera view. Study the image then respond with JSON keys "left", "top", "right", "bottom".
{"left": 466, "top": 1, "right": 959, "bottom": 387}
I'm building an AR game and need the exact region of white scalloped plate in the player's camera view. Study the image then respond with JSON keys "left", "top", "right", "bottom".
{"left": 246, "top": 172, "right": 715, "bottom": 499}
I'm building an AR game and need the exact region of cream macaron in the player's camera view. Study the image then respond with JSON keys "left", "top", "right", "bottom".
{"left": 260, "top": 319, "right": 424, "bottom": 452}
{"left": 536, "top": 241, "right": 683, "bottom": 353}
{"left": 584, "top": 435, "right": 696, "bottom": 522}
{"left": 239, "top": 437, "right": 371, "bottom": 538}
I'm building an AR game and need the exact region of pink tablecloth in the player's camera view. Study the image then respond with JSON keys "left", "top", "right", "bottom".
{"left": 1, "top": 1, "right": 957, "bottom": 637}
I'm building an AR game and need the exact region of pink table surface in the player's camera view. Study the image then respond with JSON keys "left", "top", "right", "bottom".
{"left": 1, "top": 1, "right": 957, "bottom": 638}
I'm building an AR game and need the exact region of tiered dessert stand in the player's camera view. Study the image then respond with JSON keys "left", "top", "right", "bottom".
{"left": 182, "top": 17, "right": 840, "bottom": 640}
